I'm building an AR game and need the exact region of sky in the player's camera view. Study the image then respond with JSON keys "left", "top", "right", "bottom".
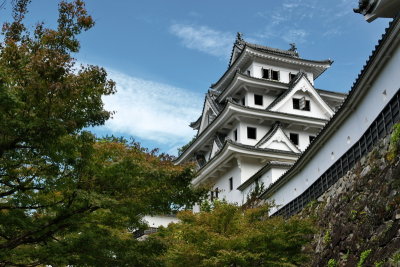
{"left": 0, "top": 0, "right": 391, "bottom": 155}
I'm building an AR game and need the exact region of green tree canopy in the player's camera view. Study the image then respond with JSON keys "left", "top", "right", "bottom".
{"left": 155, "top": 202, "right": 314, "bottom": 267}
{"left": 0, "top": 1, "right": 204, "bottom": 265}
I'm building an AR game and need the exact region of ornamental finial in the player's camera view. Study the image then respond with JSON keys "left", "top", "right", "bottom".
{"left": 289, "top": 43, "right": 297, "bottom": 52}
{"left": 236, "top": 32, "right": 244, "bottom": 42}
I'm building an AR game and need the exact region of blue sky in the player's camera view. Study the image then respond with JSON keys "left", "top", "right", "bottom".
{"left": 0, "top": 0, "right": 391, "bottom": 155}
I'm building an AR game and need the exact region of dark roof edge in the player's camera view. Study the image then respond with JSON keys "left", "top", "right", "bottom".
{"left": 237, "top": 161, "right": 293, "bottom": 191}
{"left": 189, "top": 115, "right": 202, "bottom": 128}
{"left": 212, "top": 44, "right": 332, "bottom": 91}
{"left": 260, "top": 16, "right": 400, "bottom": 199}
{"left": 174, "top": 101, "right": 328, "bottom": 164}
{"left": 195, "top": 139, "right": 300, "bottom": 176}
{"left": 255, "top": 122, "right": 281, "bottom": 147}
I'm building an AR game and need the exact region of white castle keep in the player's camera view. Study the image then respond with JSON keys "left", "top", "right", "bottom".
{"left": 175, "top": 34, "right": 346, "bottom": 207}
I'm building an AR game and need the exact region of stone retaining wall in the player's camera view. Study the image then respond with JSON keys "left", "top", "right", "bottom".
{"left": 300, "top": 134, "right": 400, "bottom": 266}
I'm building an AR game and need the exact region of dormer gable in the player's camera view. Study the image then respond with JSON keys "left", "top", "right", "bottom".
{"left": 268, "top": 73, "right": 334, "bottom": 120}
{"left": 228, "top": 33, "right": 246, "bottom": 67}
{"left": 255, "top": 122, "right": 301, "bottom": 153}
{"left": 198, "top": 93, "right": 222, "bottom": 133}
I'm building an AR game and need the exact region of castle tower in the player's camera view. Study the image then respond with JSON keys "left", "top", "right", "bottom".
{"left": 175, "top": 35, "right": 346, "bottom": 206}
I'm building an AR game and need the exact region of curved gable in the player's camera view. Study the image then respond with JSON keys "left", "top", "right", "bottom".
{"left": 256, "top": 124, "right": 301, "bottom": 154}
{"left": 269, "top": 75, "right": 334, "bottom": 120}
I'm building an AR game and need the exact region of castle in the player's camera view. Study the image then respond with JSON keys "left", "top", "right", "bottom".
{"left": 175, "top": 35, "right": 346, "bottom": 207}
{"left": 143, "top": 1, "right": 400, "bottom": 230}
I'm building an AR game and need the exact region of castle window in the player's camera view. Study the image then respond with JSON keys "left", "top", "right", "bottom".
{"left": 293, "top": 98, "right": 310, "bottom": 111}
{"left": 234, "top": 129, "right": 238, "bottom": 141}
{"left": 290, "top": 73, "right": 296, "bottom": 81}
{"left": 210, "top": 191, "right": 214, "bottom": 201}
{"left": 241, "top": 98, "right": 245, "bottom": 105}
{"left": 262, "top": 68, "right": 270, "bottom": 79}
{"left": 290, "top": 133, "right": 299, "bottom": 145}
{"left": 293, "top": 98, "right": 300, "bottom": 109}
{"left": 247, "top": 70, "right": 251, "bottom": 76}
{"left": 247, "top": 127, "right": 257, "bottom": 139}
{"left": 229, "top": 177, "right": 233, "bottom": 191}
{"left": 215, "top": 188, "right": 219, "bottom": 199}
{"left": 271, "top": 70, "right": 279, "bottom": 81}
{"left": 254, "top": 94, "right": 263, "bottom": 106}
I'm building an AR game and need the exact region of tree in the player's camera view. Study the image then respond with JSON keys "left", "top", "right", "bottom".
{"left": 177, "top": 135, "right": 196, "bottom": 156}
{"left": 155, "top": 202, "right": 314, "bottom": 267}
{"left": 0, "top": 1, "right": 204, "bottom": 265}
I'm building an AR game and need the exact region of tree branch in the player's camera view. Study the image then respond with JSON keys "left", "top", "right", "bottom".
{"left": 0, "top": 205, "right": 99, "bottom": 250}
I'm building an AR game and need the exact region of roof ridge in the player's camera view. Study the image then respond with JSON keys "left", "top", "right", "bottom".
{"left": 261, "top": 16, "right": 400, "bottom": 200}
{"left": 266, "top": 71, "right": 312, "bottom": 110}
{"left": 244, "top": 41, "right": 300, "bottom": 58}
{"left": 255, "top": 122, "right": 281, "bottom": 148}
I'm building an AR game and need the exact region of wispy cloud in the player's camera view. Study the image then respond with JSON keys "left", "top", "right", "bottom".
{"left": 282, "top": 29, "right": 308, "bottom": 43}
{"left": 169, "top": 24, "right": 234, "bottom": 58}
{"left": 254, "top": 0, "right": 359, "bottom": 44}
{"left": 98, "top": 69, "right": 202, "bottom": 152}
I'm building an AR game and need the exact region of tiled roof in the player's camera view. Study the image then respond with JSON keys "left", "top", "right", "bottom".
{"left": 175, "top": 100, "right": 328, "bottom": 163}
{"left": 215, "top": 71, "right": 346, "bottom": 104}
{"left": 243, "top": 41, "right": 299, "bottom": 59}
{"left": 195, "top": 139, "right": 300, "bottom": 174}
{"left": 216, "top": 71, "right": 288, "bottom": 102}
{"left": 266, "top": 71, "right": 311, "bottom": 110}
{"left": 207, "top": 92, "right": 223, "bottom": 113}
{"left": 189, "top": 91, "right": 223, "bottom": 130}
{"left": 229, "top": 34, "right": 299, "bottom": 67}
{"left": 215, "top": 35, "right": 332, "bottom": 91}
{"left": 254, "top": 122, "right": 300, "bottom": 152}
{"left": 261, "top": 16, "right": 400, "bottom": 199}
{"left": 315, "top": 88, "right": 347, "bottom": 97}
{"left": 189, "top": 115, "right": 201, "bottom": 128}
{"left": 353, "top": 0, "right": 375, "bottom": 15}
{"left": 255, "top": 122, "right": 281, "bottom": 148}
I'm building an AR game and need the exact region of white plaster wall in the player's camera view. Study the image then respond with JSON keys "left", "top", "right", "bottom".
{"left": 210, "top": 141, "right": 219, "bottom": 158}
{"left": 228, "top": 121, "right": 241, "bottom": 142}
{"left": 248, "top": 61, "right": 314, "bottom": 85}
{"left": 277, "top": 91, "right": 330, "bottom": 120}
{"left": 199, "top": 102, "right": 213, "bottom": 134}
{"left": 238, "top": 122, "right": 270, "bottom": 146}
{"left": 271, "top": 168, "right": 289, "bottom": 183}
{"left": 143, "top": 215, "right": 180, "bottom": 228}
{"left": 241, "top": 166, "right": 289, "bottom": 203}
{"left": 267, "top": 140, "right": 292, "bottom": 151}
{"left": 244, "top": 90, "right": 276, "bottom": 109}
{"left": 212, "top": 164, "right": 242, "bottom": 204}
{"left": 204, "top": 150, "right": 211, "bottom": 161}
{"left": 268, "top": 43, "right": 400, "bottom": 213}
{"left": 239, "top": 158, "right": 264, "bottom": 183}
{"left": 283, "top": 129, "right": 318, "bottom": 152}
{"left": 211, "top": 159, "right": 264, "bottom": 205}
{"left": 241, "top": 169, "right": 273, "bottom": 201}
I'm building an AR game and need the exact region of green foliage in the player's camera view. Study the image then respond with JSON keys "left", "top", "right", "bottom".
{"left": 0, "top": 1, "right": 205, "bottom": 265}
{"left": 341, "top": 250, "right": 350, "bottom": 261}
{"left": 357, "top": 249, "right": 372, "bottom": 267}
{"left": 374, "top": 260, "right": 384, "bottom": 267}
{"left": 389, "top": 250, "right": 400, "bottom": 264}
{"left": 177, "top": 135, "right": 196, "bottom": 156}
{"left": 244, "top": 180, "right": 266, "bottom": 208}
{"left": 155, "top": 202, "right": 315, "bottom": 267}
{"left": 387, "top": 123, "right": 400, "bottom": 161}
{"left": 350, "top": 209, "right": 358, "bottom": 221}
{"left": 327, "top": 258, "right": 337, "bottom": 267}
{"left": 323, "top": 229, "right": 332, "bottom": 245}
{"left": 391, "top": 123, "right": 400, "bottom": 147}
